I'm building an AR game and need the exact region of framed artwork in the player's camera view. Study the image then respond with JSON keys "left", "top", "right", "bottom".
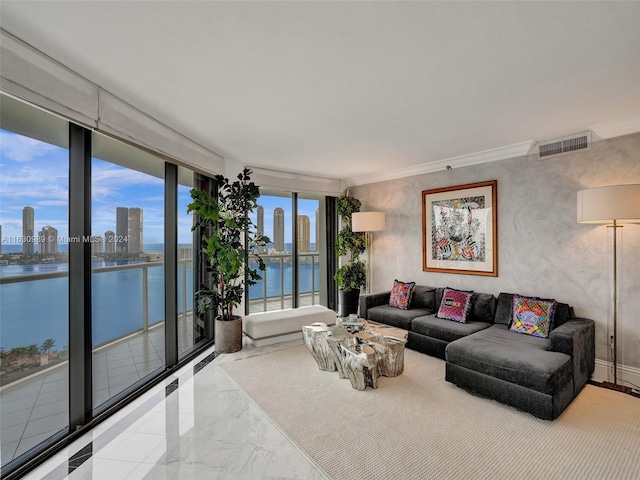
{"left": 422, "top": 180, "right": 497, "bottom": 276}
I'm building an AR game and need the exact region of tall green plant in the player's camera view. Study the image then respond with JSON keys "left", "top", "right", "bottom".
{"left": 187, "top": 168, "right": 270, "bottom": 321}
{"left": 334, "top": 193, "right": 366, "bottom": 292}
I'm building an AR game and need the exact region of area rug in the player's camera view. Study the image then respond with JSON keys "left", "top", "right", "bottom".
{"left": 222, "top": 345, "right": 640, "bottom": 480}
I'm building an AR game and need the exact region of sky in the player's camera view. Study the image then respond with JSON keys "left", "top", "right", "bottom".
{"left": 1, "top": 129, "right": 319, "bottom": 249}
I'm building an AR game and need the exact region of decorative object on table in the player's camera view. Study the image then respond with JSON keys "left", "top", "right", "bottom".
{"left": 188, "top": 168, "right": 270, "bottom": 353}
{"left": 302, "top": 320, "right": 408, "bottom": 390}
{"left": 577, "top": 183, "right": 640, "bottom": 392}
{"left": 348, "top": 313, "right": 358, "bottom": 323}
{"left": 334, "top": 192, "right": 366, "bottom": 317}
{"left": 351, "top": 211, "right": 385, "bottom": 293}
{"left": 422, "top": 180, "right": 497, "bottom": 276}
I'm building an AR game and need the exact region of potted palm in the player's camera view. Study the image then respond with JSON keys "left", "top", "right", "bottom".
{"left": 188, "top": 168, "right": 269, "bottom": 353}
{"left": 334, "top": 193, "right": 366, "bottom": 317}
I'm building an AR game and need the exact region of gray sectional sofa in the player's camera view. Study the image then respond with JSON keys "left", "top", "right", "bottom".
{"left": 359, "top": 286, "right": 595, "bottom": 420}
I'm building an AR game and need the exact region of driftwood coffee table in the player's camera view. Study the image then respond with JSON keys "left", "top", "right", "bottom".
{"left": 302, "top": 320, "right": 408, "bottom": 390}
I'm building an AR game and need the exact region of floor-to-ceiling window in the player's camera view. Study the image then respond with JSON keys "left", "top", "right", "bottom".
{"left": 91, "top": 133, "right": 166, "bottom": 409}
{"left": 248, "top": 191, "right": 327, "bottom": 313}
{"left": 297, "top": 196, "right": 323, "bottom": 307}
{"left": 178, "top": 166, "right": 201, "bottom": 359}
{"left": 0, "top": 95, "right": 70, "bottom": 466}
{"left": 249, "top": 192, "right": 293, "bottom": 312}
{"left": 0, "top": 93, "right": 213, "bottom": 478}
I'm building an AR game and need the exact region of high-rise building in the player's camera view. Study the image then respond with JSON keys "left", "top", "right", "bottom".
{"left": 0, "top": 225, "right": 2, "bottom": 255}
{"left": 315, "top": 208, "right": 320, "bottom": 252}
{"left": 256, "top": 205, "right": 264, "bottom": 253}
{"left": 273, "top": 207, "right": 285, "bottom": 252}
{"left": 128, "top": 207, "right": 143, "bottom": 254}
{"left": 91, "top": 236, "right": 104, "bottom": 255}
{"left": 38, "top": 226, "right": 58, "bottom": 254}
{"left": 116, "top": 207, "right": 129, "bottom": 253}
{"left": 298, "top": 215, "right": 310, "bottom": 252}
{"left": 105, "top": 230, "right": 116, "bottom": 253}
{"left": 22, "top": 206, "right": 34, "bottom": 254}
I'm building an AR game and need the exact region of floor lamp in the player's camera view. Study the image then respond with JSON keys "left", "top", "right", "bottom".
{"left": 352, "top": 212, "right": 385, "bottom": 294}
{"left": 577, "top": 184, "right": 640, "bottom": 392}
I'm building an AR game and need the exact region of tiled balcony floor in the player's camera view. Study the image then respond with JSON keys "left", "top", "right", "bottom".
{"left": 0, "top": 313, "right": 197, "bottom": 466}
{"left": 1, "top": 294, "right": 323, "bottom": 468}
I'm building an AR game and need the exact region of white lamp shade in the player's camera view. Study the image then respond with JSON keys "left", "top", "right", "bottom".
{"left": 577, "top": 184, "right": 640, "bottom": 224}
{"left": 352, "top": 212, "right": 385, "bottom": 232}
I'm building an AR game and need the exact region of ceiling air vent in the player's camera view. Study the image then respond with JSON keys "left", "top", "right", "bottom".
{"left": 537, "top": 131, "right": 591, "bottom": 159}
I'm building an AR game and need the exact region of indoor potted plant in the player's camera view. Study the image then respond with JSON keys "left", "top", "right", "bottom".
{"left": 188, "top": 168, "right": 269, "bottom": 353}
{"left": 334, "top": 193, "right": 366, "bottom": 317}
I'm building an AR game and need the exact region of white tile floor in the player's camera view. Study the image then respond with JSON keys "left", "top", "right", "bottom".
{"left": 21, "top": 338, "right": 327, "bottom": 480}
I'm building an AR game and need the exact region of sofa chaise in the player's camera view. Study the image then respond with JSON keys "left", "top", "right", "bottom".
{"left": 359, "top": 285, "right": 595, "bottom": 420}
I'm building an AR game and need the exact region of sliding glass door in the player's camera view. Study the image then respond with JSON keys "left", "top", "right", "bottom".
{"left": 0, "top": 95, "right": 70, "bottom": 467}
{"left": 248, "top": 191, "right": 327, "bottom": 313}
{"left": 91, "top": 133, "right": 166, "bottom": 409}
{"left": 0, "top": 93, "right": 212, "bottom": 477}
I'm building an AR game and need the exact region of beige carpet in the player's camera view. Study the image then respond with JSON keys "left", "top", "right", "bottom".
{"left": 222, "top": 345, "right": 640, "bottom": 480}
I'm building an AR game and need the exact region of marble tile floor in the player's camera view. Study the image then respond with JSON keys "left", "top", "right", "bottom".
{"left": 20, "top": 338, "right": 327, "bottom": 480}
{"left": 1, "top": 315, "right": 198, "bottom": 465}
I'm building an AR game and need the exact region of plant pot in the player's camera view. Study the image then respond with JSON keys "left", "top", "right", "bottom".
{"left": 204, "top": 313, "right": 215, "bottom": 341}
{"left": 215, "top": 315, "right": 243, "bottom": 354}
{"left": 338, "top": 288, "right": 361, "bottom": 318}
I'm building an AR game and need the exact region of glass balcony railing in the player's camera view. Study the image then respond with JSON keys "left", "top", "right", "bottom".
{"left": 248, "top": 252, "right": 321, "bottom": 313}
{"left": 0, "top": 259, "right": 193, "bottom": 386}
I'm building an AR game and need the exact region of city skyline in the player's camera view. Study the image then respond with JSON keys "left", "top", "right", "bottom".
{"left": 1, "top": 129, "right": 321, "bottom": 248}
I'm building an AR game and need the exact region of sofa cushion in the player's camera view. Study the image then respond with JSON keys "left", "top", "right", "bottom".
{"left": 437, "top": 288, "right": 474, "bottom": 323}
{"left": 469, "top": 293, "right": 496, "bottom": 324}
{"left": 412, "top": 314, "right": 492, "bottom": 343}
{"left": 389, "top": 279, "right": 415, "bottom": 310}
{"left": 445, "top": 324, "right": 573, "bottom": 395}
{"left": 509, "top": 294, "right": 556, "bottom": 338}
{"left": 496, "top": 292, "right": 572, "bottom": 328}
{"left": 367, "top": 305, "right": 430, "bottom": 330}
{"left": 411, "top": 285, "right": 437, "bottom": 311}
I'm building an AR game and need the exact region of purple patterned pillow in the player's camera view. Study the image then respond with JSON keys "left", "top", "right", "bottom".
{"left": 389, "top": 279, "right": 416, "bottom": 310}
{"left": 509, "top": 295, "right": 556, "bottom": 338}
{"left": 437, "top": 288, "right": 474, "bottom": 323}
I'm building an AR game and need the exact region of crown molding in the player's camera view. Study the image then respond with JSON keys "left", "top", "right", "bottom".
{"left": 589, "top": 114, "right": 640, "bottom": 139}
{"left": 346, "top": 140, "right": 535, "bottom": 186}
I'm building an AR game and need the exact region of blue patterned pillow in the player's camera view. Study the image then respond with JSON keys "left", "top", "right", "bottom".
{"left": 509, "top": 294, "right": 556, "bottom": 338}
{"left": 389, "top": 279, "right": 415, "bottom": 310}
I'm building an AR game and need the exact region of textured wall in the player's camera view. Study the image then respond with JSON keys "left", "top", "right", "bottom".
{"left": 352, "top": 132, "right": 640, "bottom": 371}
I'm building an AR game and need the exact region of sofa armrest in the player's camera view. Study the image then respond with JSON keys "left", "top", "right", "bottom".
{"left": 359, "top": 291, "right": 391, "bottom": 319}
{"left": 549, "top": 318, "right": 595, "bottom": 395}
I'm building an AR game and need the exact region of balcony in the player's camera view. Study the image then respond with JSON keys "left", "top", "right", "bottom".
{"left": 0, "top": 253, "right": 322, "bottom": 466}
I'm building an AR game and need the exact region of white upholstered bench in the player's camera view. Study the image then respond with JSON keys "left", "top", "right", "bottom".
{"left": 243, "top": 305, "right": 336, "bottom": 347}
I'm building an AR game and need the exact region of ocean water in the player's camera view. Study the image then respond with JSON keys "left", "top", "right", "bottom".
{"left": 0, "top": 258, "right": 319, "bottom": 351}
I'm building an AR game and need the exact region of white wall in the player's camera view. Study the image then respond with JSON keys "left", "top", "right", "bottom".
{"left": 352, "top": 133, "right": 640, "bottom": 379}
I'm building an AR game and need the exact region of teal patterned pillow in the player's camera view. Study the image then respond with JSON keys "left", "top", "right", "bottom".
{"left": 389, "top": 279, "right": 416, "bottom": 310}
{"left": 509, "top": 294, "right": 556, "bottom": 338}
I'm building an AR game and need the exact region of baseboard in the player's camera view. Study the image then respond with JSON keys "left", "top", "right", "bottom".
{"left": 592, "top": 359, "right": 640, "bottom": 392}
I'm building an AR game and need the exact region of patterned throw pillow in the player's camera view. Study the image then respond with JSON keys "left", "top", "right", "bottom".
{"left": 436, "top": 288, "right": 474, "bottom": 323}
{"left": 509, "top": 295, "right": 556, "bottom": 338}
{"left": 389, "top": 279, "right": 416, "bottom": 310}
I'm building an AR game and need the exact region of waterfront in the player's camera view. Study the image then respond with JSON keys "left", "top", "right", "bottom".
{"left": 0, "top": 257, "right": 319, "bottom": 352}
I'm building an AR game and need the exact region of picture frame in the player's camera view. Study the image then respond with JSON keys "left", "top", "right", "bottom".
{"left": 422, "top": 180, "right": 497, "bottom": 276}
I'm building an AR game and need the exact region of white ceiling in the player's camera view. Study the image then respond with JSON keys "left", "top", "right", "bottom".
{"left": 2, "top": 1, "right": 640, "bottom": 184}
